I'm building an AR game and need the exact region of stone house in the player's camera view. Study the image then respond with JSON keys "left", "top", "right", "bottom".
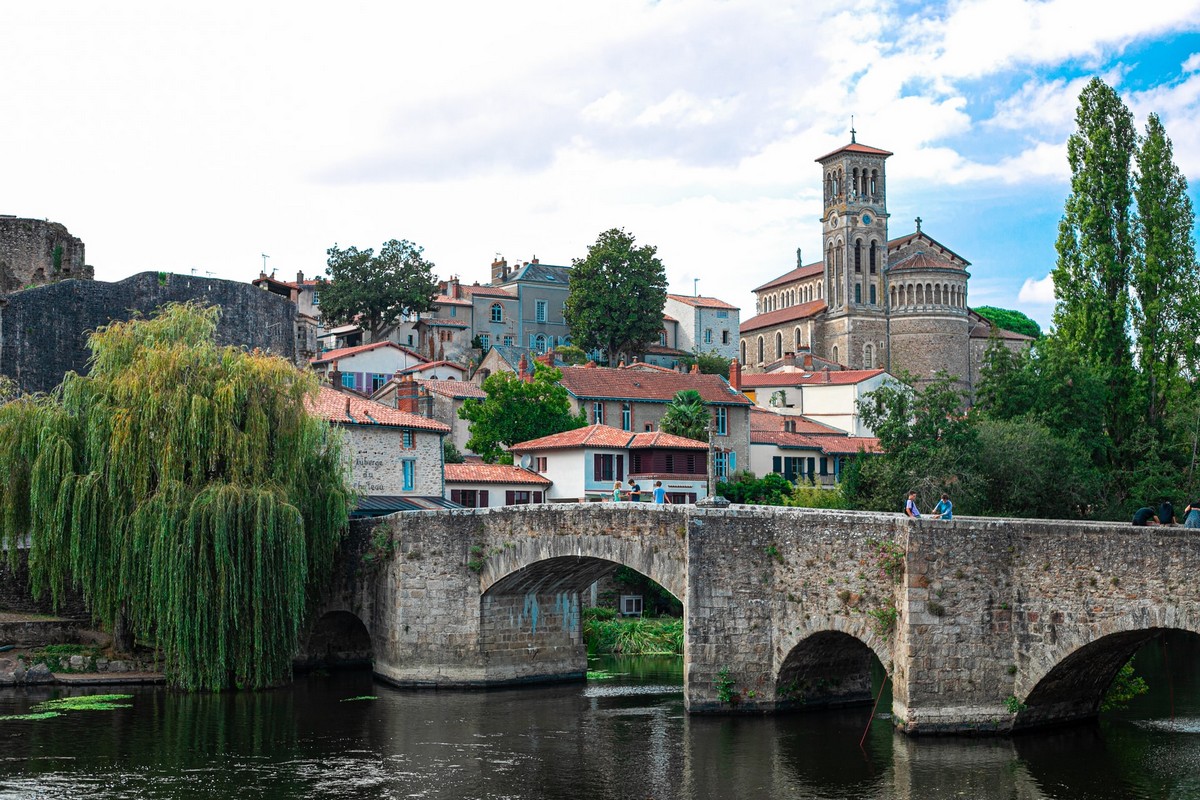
{"left": 490, "top": 258, "right": 572, "bottom": 354}
{"left": 740, "top": 135, "right": 1032, "bottom": 395}
{"left": 554, "top": 362, "right": 753, "bottom": 481}
{"left": 734, "top": 365, "right": 896, "bottom": 436}
{"left": 663, "top": 294, "right": 740, "bottom": 361}
{"left": 306, "top": 385, "right": 450, "bottom": 516}
{"left": 372, "top": 376, "right": 484, "bottom": 455}
{"left": 748, "top": 408, "right": 880, "bottom": 485}
{"left": 509, "top": 424, "right": 709, "bottom": 503}
{"left": 252, "top": 270, "right": 323, "bottom": 360}
{"left": 310, "top": 341, "right": 429, "bottom": 395}
{"left": 444, "top": 463, "right": 552, "bottom": 508}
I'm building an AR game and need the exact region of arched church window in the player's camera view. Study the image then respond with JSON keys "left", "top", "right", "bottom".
{"left": 795, "top": 327, "right": 802, "bottom": 348}
{"left": 854, "top": 240, "right": 862, "bottom": 273}
{"left": 870, "top": 170, "right": 878, "bottom": 196}
{"left": 864, "top": 344, "right": 874, "bottom": 369}
{"left": 890, "top": 286, "right": 897, "bottom": 308}
{"left": 935, "top": 284, "right": 942, "bottom": 305}
{"left": 832, "top": 345, "right": 839, "bottom": 365}
{"left": 775, "top": 331, "right": 783, "bottom": 359}
{"left": 757, "top": 336, "right": 765, "bottom": 363}
{"left": 917, "top": 284, "right": 924, "bottom": 304}
{"left": 869, "top": 241, "right": 877, "bottom": 274}
{"left": 740, "top": 339, "right": 747, "bottom": 363}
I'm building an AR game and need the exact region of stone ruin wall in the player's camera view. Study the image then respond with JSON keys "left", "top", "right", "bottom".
{"left": 0, "top": 216, "right": 93, "bottom": 293}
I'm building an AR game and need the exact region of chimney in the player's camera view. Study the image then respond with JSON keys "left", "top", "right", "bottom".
{"left": 344, "top": 396, "right": 351, "bottom": 419}
{"left": 450, "top": 277, "right": 460, "bottom": 299}
{"left": 783, "top": 351, "right": 796, "bottom": 368}
{"left": 803, "top": 353, "right": 814, "bottom": 370}
{"left": 585, "top": 360, "right": 597, "bottom": 368}
{"left": 536, "top": 349, "right": 554, "bottom": 367}
{"left": 396, "top": 375, "right": 419, "bottom": 413}
{"left": 729, "top": 358, "right": 741, "bottom": 391}
{"left": 517, "top": 353, "right": 530, "bottom": 382}
{"left": 690, "top": 363, "right": 700, "bottom": 374}
{"left": 491, "top": 257, "right": 509, "bottom": 286}
{"left": 822, "top": 366, "right": 831, "bottom": 383}
{"left": 329, "top": 360, "right": 343, "bottom": 388}
{"left": 531, "top": 255, "right": 539, "bottom": 264}
{"left": 296, "top": 270, "right": 304, "bottom": 285}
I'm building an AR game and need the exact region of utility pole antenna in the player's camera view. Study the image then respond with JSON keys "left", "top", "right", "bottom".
{"left": 261, "top": 253, "right": 270, "bottom": 273}
{"left": 693, "top": 278, "right": 699, "bottom": 297}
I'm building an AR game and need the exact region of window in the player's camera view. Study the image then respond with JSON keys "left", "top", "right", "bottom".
{"left": 716, "top": 310, "right": 729, "bottom": 319}
{"left": 407, "top": 334, "right": 414, "bottom": 345}
{"left": 450, "top": 306, "right": 456, "bottom": 317}
{"left": 644, "top": 423, "right": 654, "bottom": 432}
{"left": 715, "top": 452, "right": 728, "bottom": 479}
{"left": 505, "top": 490, "right": 543, "bottom": 505}
{"left": 620, "top": 595, "right": 643, "bottom": 617}
{"left": 775, "top": 332, "right": 783, "bottom": 358}
{"left": 593, "top": 402, "right": 604, "bottom": 425}
{"left": 478, "top": 333, "right": 490, "bottom": 349}
{"left": 659, "top": 330, "right": 667, "bottom": 346}
{"left": 704, "top": 328, "right": 713, "bottom": 344}
{"left": 312, "top": 292, "right": 320, "bottom": 306}
{"left": 341, "top": 373, "right": 355, "bottom": 390}
{"left": 740, "top": 340, "right": 747, "bottom": 362}
{"left": 490, "top": 303, "right": 503, "bottom": 323}
{"left": 854, "top": 240, "right": 862, "bottom": 272}
{"left": 503, "top": 335, "right": 514, "bottom": 346}
{"left": 686, "top": 454, "right": 696, "bottom": 473}
{"left": 534, "top": 334, "right": 547, "bottom": 354}
{"left": 450, "top": 489, "right": 488, "bottom": 508}
{"left": 533, "top": 456, "right": 547, "bottom": 472}
{"left": 621, "top": 403, "right": 632, "bottom": 431}
{"left": 536, "top": 300, "right": 547, "bottom": 323}
{"left": 402, "top": 460, "right": 415, "bottom": 491}
{"left": 715, "top": 407, "right": 727, "bottom": 436}
{"left": 664, "top": 453, "right": 675, "bottom": 473}
{"left": 722, "top": 330, "right": 730, "bottom": 345}
{"left": 819, "top": 457, "right": 829, "bottom": 476}
{"left": 855, "top": 283, "right": 861, "bottom": 304}
{"left": 757, "top": 337, "right": 764, "bottom": 363}
{"left": 870, "top": 285, "right": 877, "bottom": 305}
{"left": 864, "top": 344, "right": 874, "bottom": 369}
{"left": 593, "top": 453, "right": 624, "bottom": 482}
{"left": 402, "top": 430, "right": 414, "bottom": 449}
{"left": 832, "top": 346, "right": 839, "bottom": 365}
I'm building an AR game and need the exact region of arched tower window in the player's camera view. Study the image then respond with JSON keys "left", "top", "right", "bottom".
{"left": 935, "top": 284, "right": 942, "bottom": 305}
{"left": 757, "top": 336, "right": 765, "bottom": 363}
{"left": 854, "top": 240, "right": 862, "bottom": 273}
{"left": 775, "top": 332, "right": 783, "bottom": 360}
{"left": 832, "top": 345, "right": 839, "bottom": 365}
{"left": 890, "top": 286, "right": 897, "bottom": 307}
{"left": 851, "top": 167, "right": 859, "bottom": 197}
{"left": 917, "top": 284, "right": 924, "bottom": 304}
{"left": 870, "top": 169, "right": 878, "bottom": 197}
{"left": 864, "top": 344, "right": 874, "bottom": 369}
{"left": 795, "top": 327, "right": 802, "bottom": 348}
{"left": 740, "top": 339, "right": 747, "bottom": 363}
{"left": 869, "top": 241, "right": 877, "bottom": 274}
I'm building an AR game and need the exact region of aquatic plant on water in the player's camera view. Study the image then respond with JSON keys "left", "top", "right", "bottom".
{"left": 0, "top": 303, "right": 351, "bottom": 691}
{"left": 0, "top": 693, "right": 134, "bottom": 721}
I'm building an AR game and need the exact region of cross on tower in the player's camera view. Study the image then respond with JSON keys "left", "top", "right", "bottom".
{"left": 914, "top": 216, "right": 922, "bottom": 233}
{"left": 850, "top": 115, "right": 856, "bottom": 144}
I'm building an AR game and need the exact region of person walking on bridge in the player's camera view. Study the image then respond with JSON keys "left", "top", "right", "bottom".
{"left": 904, "top": 491, "right": 920, "bottom": 518}
{"left": 931, "top": 493, "right": 953, "bottom": 520}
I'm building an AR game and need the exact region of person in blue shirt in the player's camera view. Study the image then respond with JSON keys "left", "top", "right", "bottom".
{"left": 904, "top": 491, "right": 920, "bottom": 518}
{"left": 931, "top": 493, "right": 953, "bottom": 520}
{"left": 612, "top": 482, "right": 623, "bottom": 502}
{"left": 653, "top": 481, "right": 670, "bottom": 504}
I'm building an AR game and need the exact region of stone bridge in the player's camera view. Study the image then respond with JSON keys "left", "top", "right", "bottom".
{"left": 305, "top": 504, "right": 1200, "bottom": 734}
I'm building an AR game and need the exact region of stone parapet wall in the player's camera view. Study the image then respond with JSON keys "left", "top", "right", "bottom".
{"left": 0, "top": 217, "right": 91, "bottom": 293}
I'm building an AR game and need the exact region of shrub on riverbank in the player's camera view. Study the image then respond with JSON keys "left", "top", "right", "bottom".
{"left": 583, "top": 608, "right": 683, "bottom": 656}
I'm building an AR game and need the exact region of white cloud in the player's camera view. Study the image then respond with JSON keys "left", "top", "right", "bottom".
{"left": 1186, "top": 52, "right": 1200, "bottom": 74}
{"left": 1018, "top": 274, "right": 1056, "bottom": 305}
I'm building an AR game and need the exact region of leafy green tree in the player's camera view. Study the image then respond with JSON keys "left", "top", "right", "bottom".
{"left": 1132, "top": 113, "right": 1200, "bottom": 427}
{"left": 565, "top": 228, "right": 668, "bottom": 365}
{"left": 443, "top": 440, "right": 466, "bottom": 464}
{"left": 319, "top": 239, "right": 439, "bottom": 342}
{"left": 678, "top": 350, "right": 732, "bottom": 379}
{"left": 555, "top": 345, "right": 589, "bottom": 365}
{"left": 970, "top": 306, "right": 1042, "bottom": 339}
{"left": 717, "top": 472, "right": 792, "bottom": 505}
{"left": 1050, "top": 78, "right": 1138, "bottom": 452}
{"left": 659, "top": 389, "right": 709, "bottom": 442}
{"left": 0, "top": 303, "right": 350, "bottom": 691}
{"left": 971, "top": 417, "right": 1102, "bottom": 518}
{"left": 459, "top": 363, "right": 586, "bottom": 462}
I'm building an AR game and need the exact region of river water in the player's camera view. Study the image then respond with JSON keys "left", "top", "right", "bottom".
{"left": 0, "top": 635, "right": 1198, "bottom": 799}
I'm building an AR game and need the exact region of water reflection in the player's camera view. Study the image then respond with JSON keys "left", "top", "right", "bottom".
{"left": 0, "top": 637, "right": 1196, "bottom": 799}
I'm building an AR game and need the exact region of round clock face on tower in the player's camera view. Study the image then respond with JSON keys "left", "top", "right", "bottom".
{"left": 862, "top": 213, "right": 872, "bottom": 225}
{"left": 828, "top": 212, "right": 838, "bottom": 229}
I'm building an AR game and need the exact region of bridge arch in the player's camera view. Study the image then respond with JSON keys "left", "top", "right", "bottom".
{"left": 297, "top": 608, "right": 373, "bottom": 670}
{"left": 773, "top": 618, "right": 892, "bottom": 710}
{"left": 1013, "top": 607, "right": 1200, "bottom": 730}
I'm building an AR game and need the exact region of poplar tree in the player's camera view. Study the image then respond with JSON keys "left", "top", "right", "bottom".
{"left": 0, "top": 303, "right": 350, "bottom": 691}
{"left": 1132, "top": 113, "right": 1200, "bottom": 426}
{"left": 1051, "top": 77, "right": 1138, "bottom": 450}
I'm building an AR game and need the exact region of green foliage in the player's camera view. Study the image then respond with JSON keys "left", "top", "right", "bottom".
{"left": 659, "top": 389, "right": 709, "bottom": 442}
{"left": 0, "top": 693, "right": 134, "bottom": 721}
{"left": 867, "top": 539, "right": 905, "bottom": 582}
{"left": 1101, "top": 657, "right": 1150, "bottom": 711}
{"left": 582, "top": 609, "right": 682, "bottom": 656}
{"left": 555, "top": 345, "right": 589, "bottom": 365}
{"left": 714, "top": 667, "right": 738, "bottom": 705}
{"left": 971, "top": 306, "right": 1042, "bottom": 339}
{"left": 867, "top": 602, "right": 898, "bottom": 638}
{"left": 442, "top": 439, "right": 466, "bottom": 464}
{"left": 787, "top": 481, "right": 854, "bottom": 509}
{"left": 1004, "top": 695, "right": 1027, "bottom": 714}
{"left": 458, "top": 363, "right": 586, "bottom": 463}
{"left": 319, "top": 239, "right": 439, "bottom": 342}
{"left": 52, "top": 245, "right": 63, "bottom": 272}
{"left": 565, "top": 228, "right": 668, "bottom": 365}
{"left": 717, "top": 471, "right": 791, "bottom": 505}
{"left": 610, "top": 566, "right": 682, "bottom": 616}
{"left": 0, "top": 303, "right": 350, "bottom": 691}
{"left": 678, "top": 350, "right": 731, "bottom": 379}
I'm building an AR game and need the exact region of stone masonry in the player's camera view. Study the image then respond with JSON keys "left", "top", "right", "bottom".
{"left": 312, "top": 504, "right": 1200, "bottom": 735}
{"left": 0, "top": 216, "right": 92, "bottom": 293}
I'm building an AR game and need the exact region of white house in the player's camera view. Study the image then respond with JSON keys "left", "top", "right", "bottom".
{"left": 663, "top": 294, "right": 741, "bottom": 361}
{"left": 735, "top": 366, "right": 896, "bottom": 436}
{"left": 310, "top": 341, "right": 429, "bottom": 395}
{"left": 748, "top": 408, "right": 880, "bottom": 485}
{"left": 444, "top": 463, "right": 552, "bottom": 508}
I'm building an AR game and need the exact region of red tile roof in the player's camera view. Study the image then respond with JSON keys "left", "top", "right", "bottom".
{"left": 752, "top": 261, "right": 824, "bottom": 293}
{"left": 815, "top": 141, "right": 894, "bottom": 161}
{"left": 306, "top": 386, "right": 450, "bottom": 432}
{"left": 969, "top": 325, "right": 1034, "bottom": 341}
{"left": 511, "top": 424, "right": 638, "bottom": 452}
{"left": 620, "top": 362, "right": 681, "bottom": 373}
{"left": 511, "top": 424, "right": 707, "bottom": 452}
{"left": 397, "top": 360, "right": 468, "bottom": 375}
{"left": 416, "top": 318, "right": 470, "bottom": 328}
{"left": 751, "top": 429, "right": 881, "bottom": 454}
{"left": 557, "top": 366, "right": 751, "bottom": 405}
{"left": 444, "top": 463, "right": 550, "bottom": 485}
{"left": 461, "top": 284, "right": 516, "bottom": 299}
{"left": 739, "top": 368, "right": 885, "bottom": 388}
{"left": 666, "top": 294, "right": 739, "bottom": 311}
{"left": 643, "top": 344, "right": 688, "bottom": 356}
{"left": 739, "top": 300, "right": 827, "bottom": 333}
{"left": 888, "top": 249, "right": 961, "bottom": 273}
{"left": 419, "top": 379, "right": 487, "bottom": 399}
{"left": 887, "top": 231, "right": 970, "bottom": 266}
{"left": 432, "top": 294, "right": 473, "bottom": 307}
{"left": 750, "top": 408, "right": 845, "bottom": 434}
{"left": 311, "top": 341, "right": 427, "bottom": 366}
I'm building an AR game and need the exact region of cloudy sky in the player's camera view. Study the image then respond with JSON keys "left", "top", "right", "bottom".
{"left": 4, "top": 1, "right": 1200, "bottom": 329}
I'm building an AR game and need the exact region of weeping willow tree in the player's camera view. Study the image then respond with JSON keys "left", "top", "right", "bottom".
{"left": 0, "top": 302, "right": 350, "bottom": 691}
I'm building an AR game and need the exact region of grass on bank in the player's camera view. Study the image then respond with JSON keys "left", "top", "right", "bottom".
{"left": 583, "top": 607, "right": 683, "bottom": 656}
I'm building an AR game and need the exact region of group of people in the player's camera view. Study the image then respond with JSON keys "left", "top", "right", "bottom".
{"left": 904, "top": 491, "right": 953, "bottom": 520}
{"left": 612, "top": 479, "right": 670, "bottom": 504}
{"left": 1132, "top": 500, "right": 1200, "bottom": 528}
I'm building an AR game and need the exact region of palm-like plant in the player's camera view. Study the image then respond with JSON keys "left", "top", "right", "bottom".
{"left": 660, "top": 389, "right": 709, "bottom": 442}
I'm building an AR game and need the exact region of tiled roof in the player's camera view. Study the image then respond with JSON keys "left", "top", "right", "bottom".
{"left": 397, "top": 360, "right": 467, "bottom": 375}
{"left": 485, "top": 344, "right": 568, "bottom": 371}
{"left": 643, "top": 344, "right": 688, "bottom": 356}
{"left": 627, "top": 430, "right": 708, "bottom": 450}
{"left": 969, "top": 324, "right": 1034, "bottom": 341}
{"left": 419, "top": 379, "right": 487, "bottom": 399}
{"left": 751, "top": 429, "right": 881, "bottom": 454}
{"left": 444, "top": 463, "right": 551, "bottom": 485}
{"left": 311, "top": 341, "right": 427, "bottom": 366}
{"left": 887, "top": 231, "right": 970, "bottom": 266}
{"left": 815, "top": 141, "right": 894, "bottom": 161}
{"left": 752, "top": 262, "right": 824, "bottom": 293}
{"left": 511, "top": 424, "right": 637, "bottom": 452}
{"left": 739, "top": 300, "right": 827, "bottom": 334}
{"left": 739, "top": 368, "right": 885, "bottom": 388}
{"left": 306, "top": 386, "right": 450, "bottom": 432}
{"left": 665, "top": 294, "right": 739, "bottom": 311}
{"left": 558, "top": 366, "right": 751, "bottom": 405}
{"left": 662, "top": 314, "right": 679, "bottom": 323}
{"left": 888, "top": 249, "right": 961, "bottom": 273}
{"left": 620, "top": 362, "right": 681, "bottom": 373}
{"left": 503, "top": 263, "right": 571, "bottom": 285}
{"left": 432, "top": 294, "right": 473, "bottom": 307}
{"left": 415, "top": 318, "right": 470, "bottom": 328}
{"left": 750, "top": 408, "right": 845, "bottom": 435}
{"left": 461, "top": 284, "right": 516, "bottom": 299}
